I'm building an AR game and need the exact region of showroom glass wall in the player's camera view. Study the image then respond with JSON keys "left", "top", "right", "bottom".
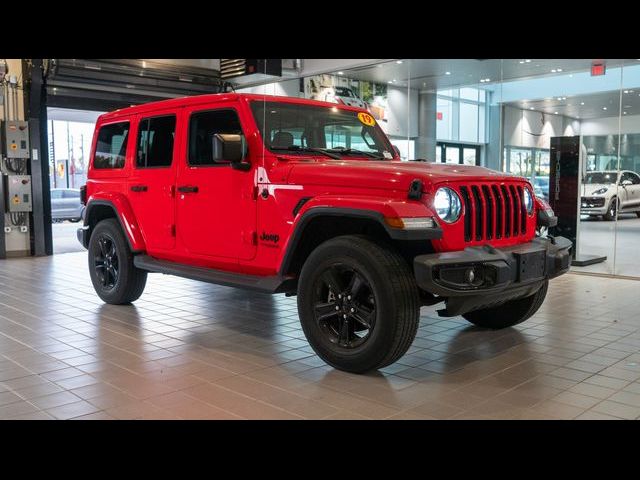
{"left": 243, "top": 59, "right": 639, "bottom": 278}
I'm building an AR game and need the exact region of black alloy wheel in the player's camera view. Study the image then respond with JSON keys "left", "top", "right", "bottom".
{"left": 94, "top": 234, "right": 119, "bottom": 290}
{"left": 312, "top": 263, "right": 376, "bottom": 349}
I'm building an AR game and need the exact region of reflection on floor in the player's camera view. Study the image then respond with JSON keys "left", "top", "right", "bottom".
{"left": 1, "top": 252, "right": 640, "bottom": 420}
{"left": 577, "top": 213, "right": 640, "bottom": 276}
{"left": 52, "top": 222, "right": 85, "bottom": 255}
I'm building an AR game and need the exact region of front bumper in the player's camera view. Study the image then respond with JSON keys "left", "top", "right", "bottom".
{"left": 413, "top": 236, "right": 572, "bottom": 316}
{"left": 581, "top": 196, "right": 607, "bottom": 215}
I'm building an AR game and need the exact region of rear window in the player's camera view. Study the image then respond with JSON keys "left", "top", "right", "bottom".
{"left": 94, "top": 121, "right": 130, "bottom": 169}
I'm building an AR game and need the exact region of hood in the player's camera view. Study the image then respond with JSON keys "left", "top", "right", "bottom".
{"left": 286, "top": 159, "right": 523, "bottom": 192}
{"left": 582, "top": 183, "right": 614, "bottom": 196}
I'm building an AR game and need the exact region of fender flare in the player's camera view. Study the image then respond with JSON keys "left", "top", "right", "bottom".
{"left": 83, "top": 195, "right": 146, "bottom": 252}
{"left": 278, "top": 202, "right": 442, "bottom": 276}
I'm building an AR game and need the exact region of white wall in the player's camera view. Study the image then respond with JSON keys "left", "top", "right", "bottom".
{"left": 237, "top": 79, "right": 300, "bottom": 97}
{"left": 580, "top": 114, "right": 640, "bottom": 136}
{"left": 503, "top": 105, "right": 580, "bottom": 148}
{"left": 385, "top": 86, "right": 418, "bottom": 138}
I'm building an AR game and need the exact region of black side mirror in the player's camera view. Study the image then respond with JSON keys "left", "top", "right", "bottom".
{"left": 212, "top": 133, "right": 251, "bottom": 171}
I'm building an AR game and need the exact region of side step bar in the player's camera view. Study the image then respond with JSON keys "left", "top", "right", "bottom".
{"left": 133, "top": 255, "right": 295, "bottom": 294}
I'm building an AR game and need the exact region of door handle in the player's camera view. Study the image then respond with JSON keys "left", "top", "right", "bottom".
{"left": 178, "top": 185, "right": 199, "bottom": 193}
{"left": 130, "top": 185, "right": 148, "bottom": 192}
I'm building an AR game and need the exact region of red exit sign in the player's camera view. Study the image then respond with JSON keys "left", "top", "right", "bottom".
{"left": 437, "top": 112, "right": 443, "bottom": 120}
{"left": 591, "top": 62, "right": 606, "bottom": 76}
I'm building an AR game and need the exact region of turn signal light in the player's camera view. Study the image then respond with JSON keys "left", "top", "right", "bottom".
{"left": 384, "top": 217, "right": 436, "bottom": 230}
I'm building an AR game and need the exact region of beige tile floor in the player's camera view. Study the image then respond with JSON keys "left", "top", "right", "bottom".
{"left": 1, "top": 252, "right": 640, "bottom": 420}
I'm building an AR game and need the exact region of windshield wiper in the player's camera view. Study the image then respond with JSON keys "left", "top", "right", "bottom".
{"left": 271, "top": 145, "right": 341, "bottom": 159}
{"left": 327, "top": 147, "right": 384, "bottom": 159}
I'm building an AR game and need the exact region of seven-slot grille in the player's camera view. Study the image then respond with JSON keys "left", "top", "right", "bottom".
{"left": 458, "top": 183, "right": 529, "bottom": 242}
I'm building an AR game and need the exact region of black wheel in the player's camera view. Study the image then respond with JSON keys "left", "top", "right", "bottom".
{"left": 88, "top": 218, "right": 147, "bottom": 304}
{"left": 603, "top": 197, "right": 618, "bottom": 221}
{"left": 462, "top": 280, "right": 548, "bottom": 329}
{"left": 297, "top": 235, "right": 420, "bottom": 373}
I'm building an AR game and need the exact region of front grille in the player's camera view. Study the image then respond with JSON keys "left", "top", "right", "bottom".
{"left": 581, "top": 197, "right": 605, "bottom": 208}
{"left": 459, "top": 183, "right": 529, "bottom": 243}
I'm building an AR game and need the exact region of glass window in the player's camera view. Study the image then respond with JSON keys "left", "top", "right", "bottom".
{"left": 445, "top": 146, "right": 460, "bottom": 164}
{"left": 94, "top": 122, "right": 129, "bottom": 169}
{"left": 50, "top": 190, "right": 63, "bottom": 199}
{"left": 463, "top": 148, "right": 477, "bottom": 165}
{"left": 188, "top": 109, "right": 245, "bottom": 166}
{"left": 436, "top": 98, "right": 453, "bottom": 140}
{"left": 459, "top": 103, "right": 479, "bottom": 143}
{"left": 136, "top": 115, "right": 176, "bottom": 168}
{"left": 460, "top": 88, "right": 479, "bottom": 101}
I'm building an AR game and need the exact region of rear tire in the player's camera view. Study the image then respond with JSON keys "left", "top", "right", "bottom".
{"left": 603, "top": 197, "right": 618, "bottom": 221}
{"left": 297, "top": 235, "right": 420, "bottom": 373}
{"left": 88, "top": 218, "right": 147, "bottom": 304}
{"left": 462, "top": 280, "right": 548, "bottom": 329}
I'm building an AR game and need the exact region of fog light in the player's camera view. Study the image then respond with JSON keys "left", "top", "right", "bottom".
{"left": 465, "top": 268, "right": 475, "bottom": 284}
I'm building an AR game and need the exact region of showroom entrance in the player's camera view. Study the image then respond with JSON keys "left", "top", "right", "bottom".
{"left": 435, "top": 142, "right": 480, "bottom": 165}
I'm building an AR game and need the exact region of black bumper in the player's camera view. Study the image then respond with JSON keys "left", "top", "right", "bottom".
{"left": 77, "top": 226, "right": 89, "bottom": 249}
{"left": 413, "top": 236, "right": 572, "bottom": 316}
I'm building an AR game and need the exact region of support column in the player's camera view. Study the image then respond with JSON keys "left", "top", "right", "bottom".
{"left": 23, "top": 59, "right": 53, "bottom": 256}
{"left": 485, "top": 103, "right": 503, "bottom": 171}
{"left": 416, "top": 91, "right": 437, "bottom": 161}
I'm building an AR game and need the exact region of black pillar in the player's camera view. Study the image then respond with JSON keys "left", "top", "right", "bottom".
{"left": 23, "top": 59, "right": 53, "bottom": 256}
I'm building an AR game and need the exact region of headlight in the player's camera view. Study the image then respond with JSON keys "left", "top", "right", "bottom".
{"left": 434, "top": 187, "right": 462, "bottom": 223}
{"left": 524, "top": 187, "right": 534, "bottom": 215}
{"left": 592, "top": 187, "right": 608, "bottom": 195}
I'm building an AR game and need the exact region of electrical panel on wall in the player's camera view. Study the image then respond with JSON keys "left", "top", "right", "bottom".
{"left": 2, "top": 120, "right": 30, "bottom": 159}
{"left": 4, "top": 175, "right": 32, "bottom": 212}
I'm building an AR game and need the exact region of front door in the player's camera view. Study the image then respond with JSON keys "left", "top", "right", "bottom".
{"left": 620, "top": 171, "right": 640, "bottom": 211}
{"left": 175, "top": 105, "right": 257, "bottom": 261}
{"left": 127, "top": 110, "right": 180, "bottom": 254}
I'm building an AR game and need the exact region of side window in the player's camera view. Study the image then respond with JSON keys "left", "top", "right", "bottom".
{"left": 94, "top": 122, "right": 129, "bottom": 169}
{"left": 188, "top": 109, "right": 246, "bottom": 166}
{"left": 630, "top": 172, "right": 640, "bottom": 185}
{"left": 50, "top": 190, "right": 62, "bottom": 199}
{"left": 136, "top": 115, "right": 176, "bottom": 168}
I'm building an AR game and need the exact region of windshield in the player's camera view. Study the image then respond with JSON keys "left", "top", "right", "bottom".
{"left": 250, "top": 101, "right": 395, "bottom": 160}
{"left": 334, "top": 87, "right": 354, "bottom": 98}
{"left": 584, "top": 172, "right": 618, "bottom": 184}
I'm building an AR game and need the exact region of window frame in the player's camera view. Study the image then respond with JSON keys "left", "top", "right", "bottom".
{"left": 92, "top": 120, "right": 130, "bottom": 170}
{"left": 135, "top": 114, "right": 177, "bottom": 170}
{"left": 186, "top": 107, "right": 247, "bottom": 168}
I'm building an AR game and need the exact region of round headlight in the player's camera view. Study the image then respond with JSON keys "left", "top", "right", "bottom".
{"left": 434, "top": 187, "right": 462, "bottom": 223}
{"left": 524, "top": 187, "right": 534, "bottom": 215}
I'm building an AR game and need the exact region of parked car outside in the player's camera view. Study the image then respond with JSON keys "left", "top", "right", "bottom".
{"left": 51, "top": 188, "right": 84, "bottom": 222}
{"left": 581, "top": 170, "right": 640, "bottom": 220}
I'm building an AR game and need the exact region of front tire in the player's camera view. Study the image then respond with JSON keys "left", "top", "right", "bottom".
{"left": 297, "top": 235, "right": 420, "bottom": 373}
{"left": 462, "top": 280, "right": 548, "bottom": 329}
{"left": 603, "top": 197, "right": 618, "bottom": 221}
{"left": 88, "top": 218, "right": 147, "bottom": 304}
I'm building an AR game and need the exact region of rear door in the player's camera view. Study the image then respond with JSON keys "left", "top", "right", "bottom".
{"left": 175, "top": 103, "right": 257, "bottom": 261}
{"left": 127, "top": 109, "right": 181, "bottom": 254}
{"left": 624, "top": 171, "right": 640, "bottom": 210}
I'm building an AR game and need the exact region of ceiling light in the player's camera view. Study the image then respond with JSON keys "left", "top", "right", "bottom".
{"left": 388, "top": 80, "right": 393, "bottom": 84}
{"left": 554, "top": 112, "right": 559, "bottom": 115}
{"left": 445, "top": 71, "right": 451, "bottom": 75}
{"left": 396, "top": 60, "right": 403, "bottom": 64}
{"left": 624, "top": 111, "right": 628, "bottom": 115}
{"left": 337, "top": 71, "right": 344, "bottom": 75}
{"left": 557, "top": 68, "right": 563, "bottom": 72}
{"left": 624, "top": 90, "right": 629, "bottom": 93}
{"left": 519, "top": 60, "right": 525, "bottom": 64}
{"left": 603, "top": 107, "right": 607, "bottom": 110}
{"left": 525, "top": 59, "right": 531, "bottom": 63}
{"left": 529, "top": 107, "right": 534, "bottom": 110}
{"left": 551, "top": 69, "right": 557, "bottom": 73}
{"left": 581, "top": 102, "right": 585, "bottom": 105}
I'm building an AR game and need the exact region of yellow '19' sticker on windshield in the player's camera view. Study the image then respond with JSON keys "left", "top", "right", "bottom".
{"left": 357, "top": 112, "right": 376, "bottom": 126}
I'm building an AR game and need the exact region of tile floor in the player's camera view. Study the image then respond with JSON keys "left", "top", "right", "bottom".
{"left": 1, "top": 252, "right": 640, "bottom": 420}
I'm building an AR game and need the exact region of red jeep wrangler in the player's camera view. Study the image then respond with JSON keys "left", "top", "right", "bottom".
{"left": 78, "top": 93, "right": 571, "bottom": 373}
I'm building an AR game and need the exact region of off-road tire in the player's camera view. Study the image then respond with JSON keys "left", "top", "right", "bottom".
{"left": 88, "top": 218, "right": 147, "bottom": 304}
{"left": 462, "top": 280, "right": 548, "bottom": 329}
{"left": 297, "top": 235, "right": 420, "bottom": 373}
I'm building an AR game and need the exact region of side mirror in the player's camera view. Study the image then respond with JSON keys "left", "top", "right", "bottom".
{"left": 212, "top": 133, "right": 250, "bottom": 171}
{"left": 621, "top": 179, "right": 633, "bottom": 186}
